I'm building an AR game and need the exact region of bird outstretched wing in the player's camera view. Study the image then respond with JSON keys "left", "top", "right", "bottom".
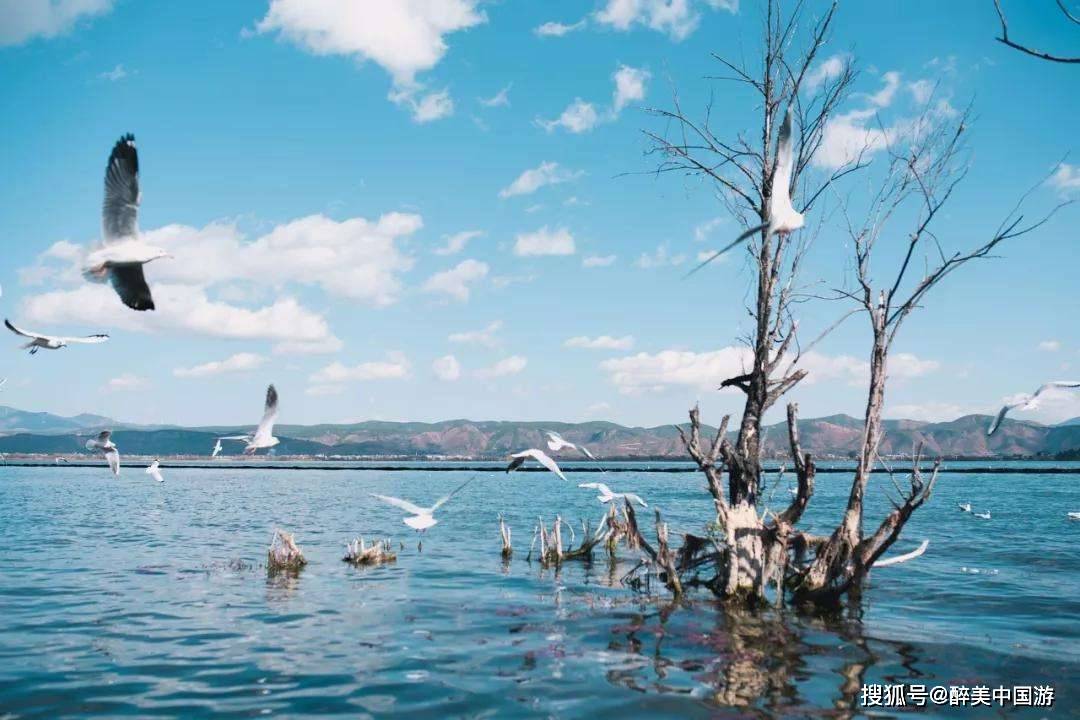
{"left": 4, "top": 319, "right": 44, "bottom": 340}
{"left": 253, "top": 385, "right": 279, "bottom": 444}
{"left": 371, "top": 494, "right": 426, "bottom": 516}
{"left": 109, "top": 264, "right": 154, "bottom": 311}
{"left": 103, "top": 134, "right": 140, "bottom": 241}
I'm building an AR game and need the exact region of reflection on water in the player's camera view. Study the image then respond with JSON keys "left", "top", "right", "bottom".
{"left": 0, "top": 465, "right": 1076, "bottom": 718}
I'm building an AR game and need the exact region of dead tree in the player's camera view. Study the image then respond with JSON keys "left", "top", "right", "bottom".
{"left": 650, "top": 0, "right": 854, "bottom": 599}
{"left": 792, "top": 104, "right": 1067, "bottom": 602}
{"left": 993, "top": 0, "right": 1080, "bottom": 64}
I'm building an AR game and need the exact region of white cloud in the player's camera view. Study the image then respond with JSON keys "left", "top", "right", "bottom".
{"left": 476, "top": 355, "right": 527, "bottom": 379}
{"left": 499, "top": 162, "right": 583, "bottom": 198}
{"left": 600, "top": 347, "right": 751, "bottom": 394}
{"left": 582, "top": 254, "right": 617, "bottom": 268}
{"left": 305, "top": 384, "right": 345, "bottom": 397}
{"left": 612, "top": 64, "right": 650, "bottom": 113}
{"left": 867, "top": 71, "right": 901, "bottom": 107}
{"left": 479, "top": 84, "right": 511, "bottom": 107}
{"left": 514, "top": 226, "right": 576, "bottom": 256}
{"left": 886, "top": 402, "right": 969, "bottom": 422}
{"left": 805, "top": 54, "right": 847, "bottom": 91}
{"left": 449, "top": 320, "right": 501, "bottom": 347}
{"left": 814, "top": 108, "right": 898, "bottom": 170}
{"left": 584, "top": 401, "right": 612, "bottom": 417}
{"left": 490, "top": 273, "right": 536, "bottom": 289}
{"left": 310, "top": 353, "right": 410, "bottom": 384}
{"left": 255, "top": 0, "right": 485, "bottom": 120}
{"left": 594, "top": 0, "right": 737, "bottom": 41}
{"left": 635, "top": 244, "right": 685, "bottom": 268}
{"left": 565, "top": 335, "right": 635, "bottom": 350}
{"left": 422, "top": 259, "right": 488, "bottom": 301}
{"left": 889, "top": 352, "right": 941, "bottom": 378}
{"left": 432, "top": 354, "right": 461, "bottom": 381}
{"left": 174, "top": 352, "right": 266, "bottom": 378}
{"left": 538, "top": 98, "right": 599, "bottom": 133}
{"left": 107, "top": 373, "right": 148, "bottom": 392}
{"left": 0, "top": 0, "right": 113, "bottom": 46}
{"left": 535, "top": 19, "right": 587, "bottom": 37}
{"left": 435, "top": 230, "right": 483, "bottom": 255}
{"left": 908, "top": 79, "right": 934, "bottom": 104}
{"left": 693, "top": 216, "right": 725, "bottom": 242}
{"left": 98, "top": 63, "right": 128, "bottom": 81}
{"left": 1039, "top": 340, "right": 1061, "bottom": 352}
{"left": 1049, "top": 163, "right": 1080, "bottom": 193}
{"left": 20, "top": 284, "right": 340, "bottom": 354}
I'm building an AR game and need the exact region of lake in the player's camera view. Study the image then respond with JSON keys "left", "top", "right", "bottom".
{"left": 0, "top": 462, "right": 1077, "bottom": 718}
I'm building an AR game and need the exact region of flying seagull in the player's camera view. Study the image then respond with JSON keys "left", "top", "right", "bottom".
{"left": 957, "top": 502, "right": 972, "bottom": 513}
{"left": 987, "top": 381, "right": 1080, "bottom": 435}
{"left": 371, "top": 477, "right": 474, "bottom": 533}
{"left": 211, "top": 439, "right": 223, "bottom": 458}
{"left": 5, "top": 319, "right": 108, "bottom": 354}
{"left": 545, "top": 430, "right": 598, "bottom": 460}
{"left": 85, "top": 430, "right": 119, "bottom": 476}
{"left": 578, "top": 482, "right": 647, "bottom": 508}
{"left": 146, "top": 459, "right": 164, "bottom": 483}
{"left": 686, "top": 106, "right": 804, "bottom": 277}
{"left": 217, "top": 385, "right": 280, "bottom": 455}
{"left": 506, "top": 448, "right": 567, "bottom": 481}
{"left": 0, "top": 377, "right": 6, "bottom": 391}
{"left": 82, "top": 134, "right": 171, "bottom": 311}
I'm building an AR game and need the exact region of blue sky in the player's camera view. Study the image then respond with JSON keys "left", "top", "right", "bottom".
{"left": 0, "top": 0, "right": 1077, "bottom": 428}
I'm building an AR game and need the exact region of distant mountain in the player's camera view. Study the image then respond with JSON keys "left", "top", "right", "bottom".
{"left": 0, "top": 407, "right": 1077, "bottom": 459}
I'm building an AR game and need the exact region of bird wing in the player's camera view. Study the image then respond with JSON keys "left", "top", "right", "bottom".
{"left": 505, "top": 455, "right": 526, "bottom": 473}
{"left": 431, "top": 475, "right": 476, "bottom": 511}
{"left": 527, "top": 449, "right": 567, "bottom": 481}
{"left": 105, "top": 448, "right": 120, "bottom": 476}
{"left": 97, "top": 430, "right": 112, "bottom": 443}
{"left": 1033, "top": 380, "right": 1080, "bottom": 399}
{"left": 578, "top": 444, "right": 597, "bottom": 460}
{"left": 218, "top": 435, "right": 251, "bottom": 441}
{"left": 371, "top": 494, "right": 426, "bottom": 516}
{"left": 252, "top": 384, "right": 279, "bottom": 444}
{"left": 683, "top": 224, "right": 768, "bottom": 278}
{"left": 4, "top": 319, "right": 46, "bottom": 341}
{"left": 60, "top": 333, "right": 110, "bottom": 344}
{"left": 108, "top": 265, "right": 154, "bottom": 311}
{"left": 0, "top": 378, "right": 7, "bottom": 390}
{"left": 146, "top": 463, "right": 163, "bottom": 482}
{"left": 625, "top": 493, "right": 648, "bottom": 508}
{"left": 986, "top": 404, "right": 1013, "bottom": 436}
{"left": 770, "top": 106, "right": 796, "bottom": 216}
{"left": 578, "top": 481, "right": 610, "bottom": 494}
{"left": 102, "top": 134, "right": 140, "bottom": 241}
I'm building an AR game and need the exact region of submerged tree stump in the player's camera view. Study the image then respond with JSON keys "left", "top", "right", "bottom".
{"left": 267, "top": 528, "right": 307, "bottom": 571}
{"left": 499, "top": 515, "right": 513, "bottom": 559}
{"left": 342, "top": 536, "right": 396, "bottom": 566}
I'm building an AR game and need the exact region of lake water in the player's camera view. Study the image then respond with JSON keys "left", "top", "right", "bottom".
{"left": 1, "top": 462, "right": 1077, "bottom": 718}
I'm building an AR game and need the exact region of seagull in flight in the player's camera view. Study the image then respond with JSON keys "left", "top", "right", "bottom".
{"left": 957, "top": 502, "right": 972, "bottom": 513}
{"left": 545, "top": 430, "right": 598, "bottom": 460}
{"left": 578, "top": 482, "right": 647, "bottom": 508}
{"left": 987, "top": 381, "right": 1080, "bottom": 435}
{"left": 0, "top": 378, "right": 6, "bottom": 391}
{"left": 82, "top": 134, "right": 171, "bottom": 311}
{"left": 506, "top": 449, "right": 567, "bottom": 481}
{"left": 686, "top": 106, "right": 804, "bottom": 277}
{"left": 85, "top": 430, "right": 119, "bottom": 476}
{"left": 5, "top": 319, "right": 108, "bottom": 355}
{"left": 146, "top": 459, "right": 164, "bottom": 483}
{"left": 372, "top": 476, "right": 474, "bottom": 533}
{"left": 211, "top": 439, "right": 223, "bottom": 458}
{"left": 217, "top": 385, "right": 280, "bottom": 455}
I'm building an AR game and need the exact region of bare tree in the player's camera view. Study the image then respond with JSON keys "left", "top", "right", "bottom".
{"left": 647, "top": 0, "right": 1069, "bottom": 605}
{"left": 993, "top": 0, "right": 1080, "bottom": 64}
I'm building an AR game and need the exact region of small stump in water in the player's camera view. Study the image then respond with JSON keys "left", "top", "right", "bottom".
{"left": 342, "top": 537, "right": 397, "bottom": 566}
{"left": 267, "top": 528, "right": 307, "bottom": 571}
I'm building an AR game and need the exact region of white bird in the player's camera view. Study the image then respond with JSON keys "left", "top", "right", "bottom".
{"left": 0, "top": 377, "right": 6, "bottom": 391}
{"left": 874, "top": 539, "right": 930, "bottom": 568}
{"left": 54, "top": 456, "right": 69, "bottom": 465}
{"left": 974, "top": 511, "right": 991, "bottom": 520}
{"left": 987, "top": 381, "right": 1080, "bottom": 435}
{"left": 578, "top": 482, "right": 647, "bottom": 508}
{"left": 506, "top": 448, "right": 567, "bottom": 481}
{"left": 371, "top": 476, "right": 474, "bottom": 532}
{"left": 958, "top": 502, "right": 972, "bottom": 513}
{"left": 544, "top": 430, "right": 597, "bottom": 460}
{"left": 82, "top": 134, "right": 170, "bottom": 311}
{"left": 85, "top": 430, "right": 119, "bottom": 476}
{"left": 211, "top": 439, "right": 223, "bottom": 458}
{"left": 1068, "top": 512, "right": 1080, "bottom": 521}
{"left": 217, "top": 385, "right": 280, "bottom": 455}
{"left": 687, "top": 106, "right": 804, "bottom": 276}
{"left": 146, "top": 459, "right": 164, "bottom": 483}
{"left": 5, "top": 319, "right": 108, "bottom": 355}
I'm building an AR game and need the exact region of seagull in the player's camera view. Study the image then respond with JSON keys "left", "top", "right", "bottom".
{"left": 686, "top": 106, "right": 804, "bottom": 277}
{"left": 987, "top": 381, "right": 1080, "bottom": 435}
{"left": 1068, "top": 512, "right": 1080, "bottom": 521}
{"left": 146, "top": 459, "right": 164, "bottom": 483}
{"left": 82, "top": 134, "right": 171, "bottom": 311}
{"left": 54, "top": 456, "right": 69, "bottom": 465}
{"left": 544, "top": 430, "right": 598, "bottom": 460}
{"left": 372, "top": 476, "right": 475, "bottom": 550}
{"left": 85, "top": 430, "right": 119, "bottom": 476}
{"left": 578, "top": 482, "right": 647, "bottom": 508}
{"left": 211, "top": 439, "right": 223, "bottom": 458}
{"left": 506, "top": 448, "right": 567, "bottom": 481}
{"left": 0, "top": 377, "right": 6, "bottom": 391}
{"left": 974, "top": 511, "right": 991, "bottom": 520}
{"left": 217, "top": 385, "right": 280, "bottom": 455}
{"left": 958, "top": 502, "right": 972, "bottom": 513}
{"left": 5, "top": 319, "right": 108, "bottom": 355}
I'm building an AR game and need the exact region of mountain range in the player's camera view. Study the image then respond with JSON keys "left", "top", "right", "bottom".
{"left": 0, "top": 405, "right": 1078, "bottom": 459}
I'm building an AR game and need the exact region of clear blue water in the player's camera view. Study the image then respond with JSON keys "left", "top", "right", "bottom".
{"left": 0, "top": 463, "right": 1077, "bottom": 718}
